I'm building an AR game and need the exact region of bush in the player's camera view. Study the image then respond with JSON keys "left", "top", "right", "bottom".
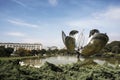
{"left": 0, "top": 46, "right": 14, "bottom": 57}
{"left": 0, "top": 59, "right": 120, "bottom": 80}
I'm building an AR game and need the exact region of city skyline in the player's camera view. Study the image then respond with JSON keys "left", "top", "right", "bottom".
{"left": 0, "top": 0, "right": 120, "bottom": 48}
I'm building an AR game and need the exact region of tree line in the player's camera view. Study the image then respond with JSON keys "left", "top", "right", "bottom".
{"left": 0, "top": 46, "right": 67, "bottom": 57}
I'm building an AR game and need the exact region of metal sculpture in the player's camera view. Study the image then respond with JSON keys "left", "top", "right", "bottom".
{"left": 62, "top": 29, "right": 109, "bottom": 57}
{"left": 62, "top": 30, "right": 78, "bottom": 53}
{"left": 81, "top": 29, "right": 109, "bottom": 57}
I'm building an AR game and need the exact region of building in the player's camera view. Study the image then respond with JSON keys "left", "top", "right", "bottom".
{"left": 0, "top": 43, "right": 43, "bottom": 51}
{"left": 47, "top": 46, "right": 58, "bottom": 50}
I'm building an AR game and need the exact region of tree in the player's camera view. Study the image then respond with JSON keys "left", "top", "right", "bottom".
{"left": 5, "top": 47, "right": 14, "bottom": 57}
{"left": 112, "top": 46, "right": 120, "bottom": 54}
{"left": 104, "top": 41, "right": 120, "bottom": 52}
{"left": 30, "top": 50, "right": 38, "bottom": 56}
{"left": 38, "top": 49, "right": 46, "bottom": 55}
{"left": 15, "top": 48, "right": 29, "bottom": 56}
{"left": 58, "top": 49, "right": 67, "bottom": 54}
{"left": 0, "top": 46, "right": 6, "bottom": 57}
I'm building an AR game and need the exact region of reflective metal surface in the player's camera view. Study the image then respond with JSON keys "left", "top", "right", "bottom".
{"left": 62, "top": 29, "right": 109, "bottom": 56}
{"left": 62, "top": 30, "right": 78, "bottom": 53}
{"left": 81, "top": 33, "right": 109, "bottom": 57}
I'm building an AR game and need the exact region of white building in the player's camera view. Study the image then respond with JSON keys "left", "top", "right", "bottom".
{"left": 47, "top": 46, "right": 58, "bottom": 50}
{"left": 0, "top": 43, "right": 43, "bottom": 51}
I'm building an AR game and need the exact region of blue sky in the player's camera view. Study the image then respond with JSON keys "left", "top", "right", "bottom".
{"left": 0, "top": 0, "right": 120, "bottom": 48}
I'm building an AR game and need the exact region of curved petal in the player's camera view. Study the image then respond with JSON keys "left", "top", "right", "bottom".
{"left": 62, "top": 31, "right": 66, "bottom": 45}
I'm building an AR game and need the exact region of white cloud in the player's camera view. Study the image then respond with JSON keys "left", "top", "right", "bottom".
{"left": 8, "top": 19, "right": 38, "bottom": 28}
{"left": 67, "top": 6, "right": 120, "bottom": 28}
{"left": 48, "top": 0, "right": 58, "bottom": 6}
{"left": 11, "top": 0, "right": 28, "bottom": 8}
{"left": 6, "top": 32, "right": 26, "bottom": 37}
{"left": 94, "top": 7, "right": 120, "bottom": 20}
